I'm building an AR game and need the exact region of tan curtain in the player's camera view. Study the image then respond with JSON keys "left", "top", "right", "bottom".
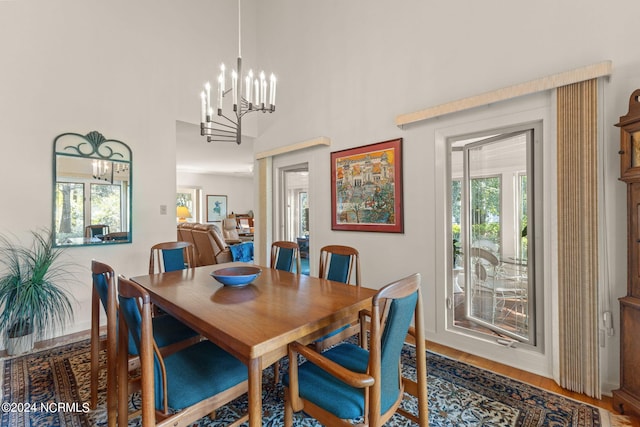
{"left": 556, "top": 78, "right": 600, "bottom": 398}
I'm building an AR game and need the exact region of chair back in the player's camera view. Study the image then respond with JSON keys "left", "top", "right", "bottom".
{"left": 319, "top": 245, "right": 361, "bottom": 285}
{"left": 368, "top": 273, "right": 423, "bottom": 425}
{"left": 470, "top": 247, "right": 500, "bottom": 285}
{"left": 91, "top": 260, "right": 138, "bottom": 352}
{"left": 117, "top": 276, "right": 166, "bottom": 415}
{"left": 222, "top": 218, "right": 241, "bottom": 243}
{"left": 191, "top": 224, "right": 233, "bottom": 265}
{"left": 92, "top": 260, "right": 115, "bottom": 313}
{"left": 177, "top": 223, "right": 200, "bottom": 266}
{"left": 86, "top": 224, "right": 110, "bottom": 238}
{"left": 90, "top": 260, "right": 118, "bottom": 411}
{"left": 149, "top": 241, "right": 195, "bottom": 274}
{"left": 271, "top": 241, "right": 301, "bottom": 273}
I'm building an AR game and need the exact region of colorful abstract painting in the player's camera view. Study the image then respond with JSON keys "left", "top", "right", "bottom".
{"left": 331, "top": 138, "right": 403, "bottom": 233}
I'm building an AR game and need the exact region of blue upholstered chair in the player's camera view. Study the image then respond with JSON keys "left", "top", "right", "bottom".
{"left": 148, "top": 241, "right": 195, "bottom": 274}
{"left": 270, "top": 241, "right": 301, "bottom": 274}
{"left": 284, "top": 273, "right": 428, "bottom": 427}
{"left": 315, "top": 245, "right": 362, "bottom": 351}
{"left": 319, "top": 245, "right": 361, "bottom": 285}
{"left": 90, "top": 260, "right": 200, "bottom": 426}
{"left": 269, "top": 240, "right": 302, "bottom": 383}
{"left": 116, "top": 275, "right": 248, "bottom": 426}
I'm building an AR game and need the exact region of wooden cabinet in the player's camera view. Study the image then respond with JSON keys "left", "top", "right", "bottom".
{"left": 613, "top": 89, "right": 640, "bottom": 417}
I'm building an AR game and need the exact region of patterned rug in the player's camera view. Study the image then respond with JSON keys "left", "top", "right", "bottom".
{"left": 0, "top": 339, "right": 628, "bottom": 426}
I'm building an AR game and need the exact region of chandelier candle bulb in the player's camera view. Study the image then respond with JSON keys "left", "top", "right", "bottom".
{"left": 246, "top": 71, "right": 253, "bottom": 107}
{"left": 205, "top": 82, "right": 211, "bottom": 113}
{"left": 269, "top": 74, "right": 276, "bottom": 107}
{"left": 260, "top": 71, "right": 266, "bottom": 107}
{"left": 254, "top": 78, "right": 259, "bottom": 106}
{"left": 231, "top": 70, "right": 238, "bottom": 109}
{"left": 200, "top": 91, "right": 206, "bottom": 123}
{"left": 220, "top": 64, "right": 226, "bottom": 93}
{"left": 217, "top": 74, "right": 223, "bottom": 111}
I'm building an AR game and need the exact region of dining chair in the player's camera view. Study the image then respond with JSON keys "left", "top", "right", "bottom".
{"left": 314, "top": 245, "right": 362, "bottom": 351}
{"left": 283, "top": 273, "right": 428, "bottom": 427}
{"left": 269, "top": 240, "right": 302, "bottom": 383}
{"left": 470, "top": 247, "right": 526, "bottom": 324}
{"left": 90, "top": 260, "right": 200, "bottom": 426}
{"left": 270, "top": 241, "right": 301, "bottom": 274}
{"left": 222, "top": 218, "right": 242, "bottom": 244}
{"left": 89, "top": 260, "right": 118, "bottom": 416}
{"left": 318, "top": 244, "right": 361, "bottom": 285}
{"left": 85, "top": 224, "right": 109, "bottom": 239}
{"left": 116, "top": 275, "right": 249, "bottom": 427}
{"left": 149, "top": 241, "right": 196, "bottom": 274}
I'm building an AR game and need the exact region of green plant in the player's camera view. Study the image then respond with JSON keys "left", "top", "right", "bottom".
{"left": 0, "top": 229, "right": 74, "bottom": 347}
{"left": 452, "top": 238, "right": 463, "bottom": 267}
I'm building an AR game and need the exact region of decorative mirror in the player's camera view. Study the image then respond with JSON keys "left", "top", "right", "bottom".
{"left": 53, "top": 131, "right": 132, "bottom": 246}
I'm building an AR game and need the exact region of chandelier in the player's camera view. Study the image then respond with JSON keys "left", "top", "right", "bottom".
{"left": 200, "top": 0, "right": 276, "bottom": 145}
{"left": 92, "top": 159, "right": 129, "bottom": 184}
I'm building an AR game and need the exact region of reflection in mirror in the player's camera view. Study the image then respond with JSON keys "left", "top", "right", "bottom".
{"left": 53, "top": 131, "right": 132, "bottom": 246}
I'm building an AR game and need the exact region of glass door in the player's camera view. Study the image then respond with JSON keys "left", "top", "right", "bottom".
{"left": 451, "top": 129, "right": 535, "bottom": 344}
{"left": 281, "top": 165, "right": 309, "bottom": 274}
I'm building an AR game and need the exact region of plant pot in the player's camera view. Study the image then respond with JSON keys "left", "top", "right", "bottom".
{"left": 7, "top": 332, "right": 34, "bottom": 356}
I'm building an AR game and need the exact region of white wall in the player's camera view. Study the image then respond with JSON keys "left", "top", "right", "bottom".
{"left": 177, "top": 172, "right": 254, "bottom": 221}
{"left": 254, "top": 0, "right": 640, "bottom": 394}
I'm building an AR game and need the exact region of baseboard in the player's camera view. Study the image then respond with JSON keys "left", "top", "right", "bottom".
{"left": 0, "top": 327, "right": 101, "bottom": 358}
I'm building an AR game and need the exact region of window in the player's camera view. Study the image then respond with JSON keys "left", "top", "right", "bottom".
{"left": 91, "top": 183, "right": 122, "bottom": 231}
{"left": 55, "top": 180, "right": 127, "bottom": 243}
{"left": 55, "top": 183, "right": 84, "bottom": 239}
{"left": 449, "top": 126, "right": 538, "bottom": 345}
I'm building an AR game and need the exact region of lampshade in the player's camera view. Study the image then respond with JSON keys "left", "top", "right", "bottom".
{"left": 176, "top": 205, "right": 192, "bottom": 222}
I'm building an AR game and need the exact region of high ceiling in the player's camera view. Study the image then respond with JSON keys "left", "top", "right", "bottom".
{"left": 175, "top": 120, "right": 254, "bottom": 177}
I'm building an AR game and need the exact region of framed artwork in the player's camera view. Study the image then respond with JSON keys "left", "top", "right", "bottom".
{"left": 206, "top": 195, "right": 227, "bottom": 222}
{"left": 331, "top": 138, "right": 403, "bottom": 233}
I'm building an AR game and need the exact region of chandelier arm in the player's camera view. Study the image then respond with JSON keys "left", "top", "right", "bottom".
{"left": 202, "top": 129, "right": 237, "bottom": 136}
{"left": 216, "top": 111, "right": 239, "bottom": 127}
{"left": 200, "top": 122, "right": 236, "bottom": 133}
{"left": 204, "top": 118, "right": 237, "bottom": 130}
{"left": 207, "top": 136, "right": 238, "bottom": 143}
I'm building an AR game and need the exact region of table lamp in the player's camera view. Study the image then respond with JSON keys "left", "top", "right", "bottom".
{"left": 177, "top": 205, "right": 192, "bottom": 223}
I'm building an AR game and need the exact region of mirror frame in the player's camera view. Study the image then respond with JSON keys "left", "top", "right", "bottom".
{"left": 52, "top": 131, "right": 133, "bottom": 247}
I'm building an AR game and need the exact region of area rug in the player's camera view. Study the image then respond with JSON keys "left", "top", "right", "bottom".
{"left": 0, "top": 339, "right": 628, "bottom": 426}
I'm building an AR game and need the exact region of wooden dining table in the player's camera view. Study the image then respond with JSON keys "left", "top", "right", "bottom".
{"left": 130, "top": 262, "right": 378, "bottom": 427}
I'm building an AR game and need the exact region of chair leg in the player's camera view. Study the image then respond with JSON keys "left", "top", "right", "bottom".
{"left": 89, "top": 336, "right": 100, "bottom": 409}
{"left": 273, "top": 361, "right": 280, "bottom": 384}
{"left": 284, "top": 387, "right": 294, "bottom": 427}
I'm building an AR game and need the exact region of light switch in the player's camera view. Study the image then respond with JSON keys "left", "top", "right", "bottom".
{"left": 160, "top": 205, "right": 167, "bottom": 215}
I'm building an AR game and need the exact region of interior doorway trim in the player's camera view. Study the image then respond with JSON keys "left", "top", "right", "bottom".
{"left": 255, "top": 136, "right": 331, "bottom": 265}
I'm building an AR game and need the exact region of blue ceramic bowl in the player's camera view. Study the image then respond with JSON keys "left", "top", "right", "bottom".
{"left": 210, "top": 266, "right": 261, "bottom": 287}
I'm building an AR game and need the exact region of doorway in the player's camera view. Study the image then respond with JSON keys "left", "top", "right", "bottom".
{"left": 280, "top": 165, "right": 310, "bottom": 275}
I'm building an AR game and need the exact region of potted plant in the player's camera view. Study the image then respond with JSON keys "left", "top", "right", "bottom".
{"left": 0, "top": 229, "right": 74, "bottom": 355}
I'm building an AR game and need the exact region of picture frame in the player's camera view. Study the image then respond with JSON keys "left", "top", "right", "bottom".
{"left": 206, "top": 195, "right": 227, "bottom": 222}
{"left": 331, "top": 138, "right": 403, "bottom": 233}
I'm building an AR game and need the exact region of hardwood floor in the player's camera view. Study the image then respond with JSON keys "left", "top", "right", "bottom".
{"left": 426, "top": 340, "right": 639, "bottom": 426}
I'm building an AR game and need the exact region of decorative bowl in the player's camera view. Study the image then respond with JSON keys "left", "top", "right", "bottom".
{"left": 210, "top": 266, "right": 261, "bottom": 287}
